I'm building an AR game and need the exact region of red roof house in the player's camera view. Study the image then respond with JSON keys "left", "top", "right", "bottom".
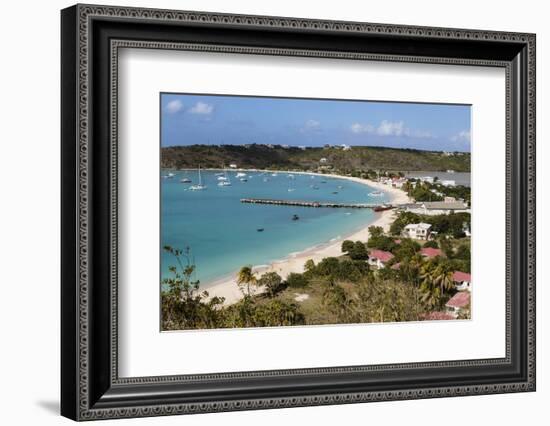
{"left": 446, "top": 292, "right": 470, "bottom": 317}
{"left": 419, "top": 312, "right": 455, "bottom": 321}
{"left": 452, "top": 271, "right": 471, "bottom": 282}
{"left": 420, "top": 247, "right": 444, "bottom": 258}
{"left": 452, "top": 271, "right": 472, "bottom": 291}
{"left": 368, "top": 250, "right": 394, "bottom": 268}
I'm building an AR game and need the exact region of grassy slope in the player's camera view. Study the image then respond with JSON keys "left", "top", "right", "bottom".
{"left": 161, "top": 144, "right": 471, "bottom": 172}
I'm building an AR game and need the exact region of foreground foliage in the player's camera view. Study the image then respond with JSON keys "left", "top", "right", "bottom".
{"left": 161, "top": 232, "right": 469, "bottom": 330}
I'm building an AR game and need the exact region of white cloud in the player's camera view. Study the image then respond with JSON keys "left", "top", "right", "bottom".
{"left": 408, "top": 129, "right": 433, "bottom": 139}
{"left": 377, "top": 120, "right": 405, "bottom": 136}
{"left": 165, "top": 99, "right": 183, "bottom": 114}
{"left": 350, "top": 123, "right": 374, "bottom": 134}
{"left": 305, "top": 119, "right": 320, "bottom": 129}
{"left": 351, "top": 120, "right": 433, "bottom": 139}
{"left": 451, "top": 130, "right": 471, "bottom": 142}
{"left": 300, "top": 119, "right": 322, "bottom": 134}
{"left": 189, "top": 102, "right": 214, "bottom": 115}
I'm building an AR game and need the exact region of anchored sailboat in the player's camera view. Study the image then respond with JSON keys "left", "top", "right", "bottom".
{"left": 188, "top": 166, "right": 206, "bottom": 191}
{"left": 218, "top": 165, "right": 232, "bottom": 187}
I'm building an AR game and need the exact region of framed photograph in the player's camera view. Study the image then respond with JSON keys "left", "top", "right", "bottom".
{"left": 61, "top": 4, "right": 536, "bottom": 421}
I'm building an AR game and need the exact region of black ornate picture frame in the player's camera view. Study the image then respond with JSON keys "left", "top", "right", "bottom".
{"left": 61, "top": 4, "right": 536, "bottom": 421}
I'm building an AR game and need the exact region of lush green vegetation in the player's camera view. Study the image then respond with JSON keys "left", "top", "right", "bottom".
{"left": 403, "top": 179, "right": 471, "bottom": 204}
{"left": 161, "top": 229, "right": 470, "bottom": 330}
{"left": 161, "top": 144, "right": 471, "bottom": 173}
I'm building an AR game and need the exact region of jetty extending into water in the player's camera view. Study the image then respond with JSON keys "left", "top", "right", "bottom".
{"left": 240, "top": 198, "right": 392, "bottom": 209}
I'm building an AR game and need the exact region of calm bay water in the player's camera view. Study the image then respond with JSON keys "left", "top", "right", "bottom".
{"left": 161, "top": 170, "right": 390, "bottom": 287}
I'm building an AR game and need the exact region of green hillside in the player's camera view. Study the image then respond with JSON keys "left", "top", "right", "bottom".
{"left": 161, "top": 144, "right": 470, "bottom": 173}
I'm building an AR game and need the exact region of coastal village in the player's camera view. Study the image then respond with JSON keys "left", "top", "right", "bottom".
{"left": 161, "top": 144, "right": 472, "bottom": 330}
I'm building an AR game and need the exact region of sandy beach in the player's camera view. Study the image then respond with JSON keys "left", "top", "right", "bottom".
{"left": 203, "top": 173, "right": 412, "bottom": 305}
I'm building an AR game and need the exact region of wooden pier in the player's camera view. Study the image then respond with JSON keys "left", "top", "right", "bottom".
{"left": 240, "top": 198, "right": 391, "bottom": 209}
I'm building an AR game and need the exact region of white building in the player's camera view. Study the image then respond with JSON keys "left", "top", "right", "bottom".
{"left": 453, "top": 271, "right": 472, "bottom": 292}
{"left": 319, "top": 158, "right": 328, "bottom": 164}
{"left": 401, "top": 201, "right": 469, "bottom": 216}
{"left": 229, "top": 163, "right": 237, "bottom": 169}
{"left": 367, "top": 250, "right": 394, "bottom": 269}
{"left": 419, "top": 176, "right": 435, "bottom": 184}
{"left": 441, "top": 180, "right": 456, "bottom": 187}
{"left": 403, "top": 223, "right": 432, "bottom": 240}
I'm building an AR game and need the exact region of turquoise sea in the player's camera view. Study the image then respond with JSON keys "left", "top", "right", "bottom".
{"left": 161, "top": 170, "right": 390, "bottom": 287}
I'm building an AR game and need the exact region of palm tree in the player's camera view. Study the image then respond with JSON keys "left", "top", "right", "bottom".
{"left": 400, "top": 253, "right": 425, "bottom": 319}
{"left": 431, "top": 261, "right": 455, "bottom": 295}
{"left": 419, "top": 259, "right": 454, "bottom": 309}
{"left": 237, "top": 266, "right": 257, "bottom": 297}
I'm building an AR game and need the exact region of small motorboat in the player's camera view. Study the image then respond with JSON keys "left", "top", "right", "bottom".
{"left": 369, "top": 191, "right": 383, "bottom": 196}
{"left": 373, "top": 204, "right": 392, "bottom": 212}
{"left": 332, "top": 191, "right": 339, "bottom": 194}
{"left": 310, "top": 185, "right": 319, "bottom": 190}
{"left": 239, "top": 178, "right": 247, "bottom": 182}
{"left": 257, "top": 228, "right": 265, "bottom": 232}
{"left": 180, "top": 177, "right": 191, "bottom": 183}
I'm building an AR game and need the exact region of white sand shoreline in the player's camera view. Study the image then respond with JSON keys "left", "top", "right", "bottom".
{"left": 199, "top": 171, "right": 412, "bottom": 306}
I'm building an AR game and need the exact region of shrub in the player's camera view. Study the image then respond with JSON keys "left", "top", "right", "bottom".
{"left": 423, "top": 240, "right": 439, "bottom": 249}
{"left": 341, "top": 240, "right": 355, "bottom": 254}
{"left": 258, "top": 272, "right": 283, "bottom": 298}
{"left": 286, "top": 272, "right": 309, "bottom": 288}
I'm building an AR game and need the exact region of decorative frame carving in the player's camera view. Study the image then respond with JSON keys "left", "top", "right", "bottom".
{"left": 61, "top": 4, "right": 536, "bottom": 421}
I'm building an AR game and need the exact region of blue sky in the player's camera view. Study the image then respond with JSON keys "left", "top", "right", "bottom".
{"left": 161, "top": 93, "right": 471, "bottom": 152}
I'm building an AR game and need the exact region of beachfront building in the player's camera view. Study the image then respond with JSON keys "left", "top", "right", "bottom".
{"left": 368, "top": 250, "right": 394, "bottom": 269}
{"left": 229, "top": 163, "right": 238, "bottom": 168}
{"left": 453, "top": 271, "right": 472, "bottom": 292}
{"left": 419, "top": 176, "right": 435, "bottom": 184}
{"left": 319, "top": 157, "right": 328, "bottom": 164}
{"left": 420, "top": 247, "right": 444, "bottom": 258}
{"left": 445, "top": 292, "right": 470, "bottom": 317}
{"left": 399, "top": 200, "right": 469, "bottom": 216}
{"left": 441, "top": 180, "right": 456, "bottom": 187}
{"left": 403, "top": 222, "right": 432, "bottom": 240}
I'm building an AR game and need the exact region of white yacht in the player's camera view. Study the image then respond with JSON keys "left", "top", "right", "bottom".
{"left": 188, "top": 166, "right": 206, "bottom": 191}
{"left": 217, "top": 166, "right": 232, "bottom": 187}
